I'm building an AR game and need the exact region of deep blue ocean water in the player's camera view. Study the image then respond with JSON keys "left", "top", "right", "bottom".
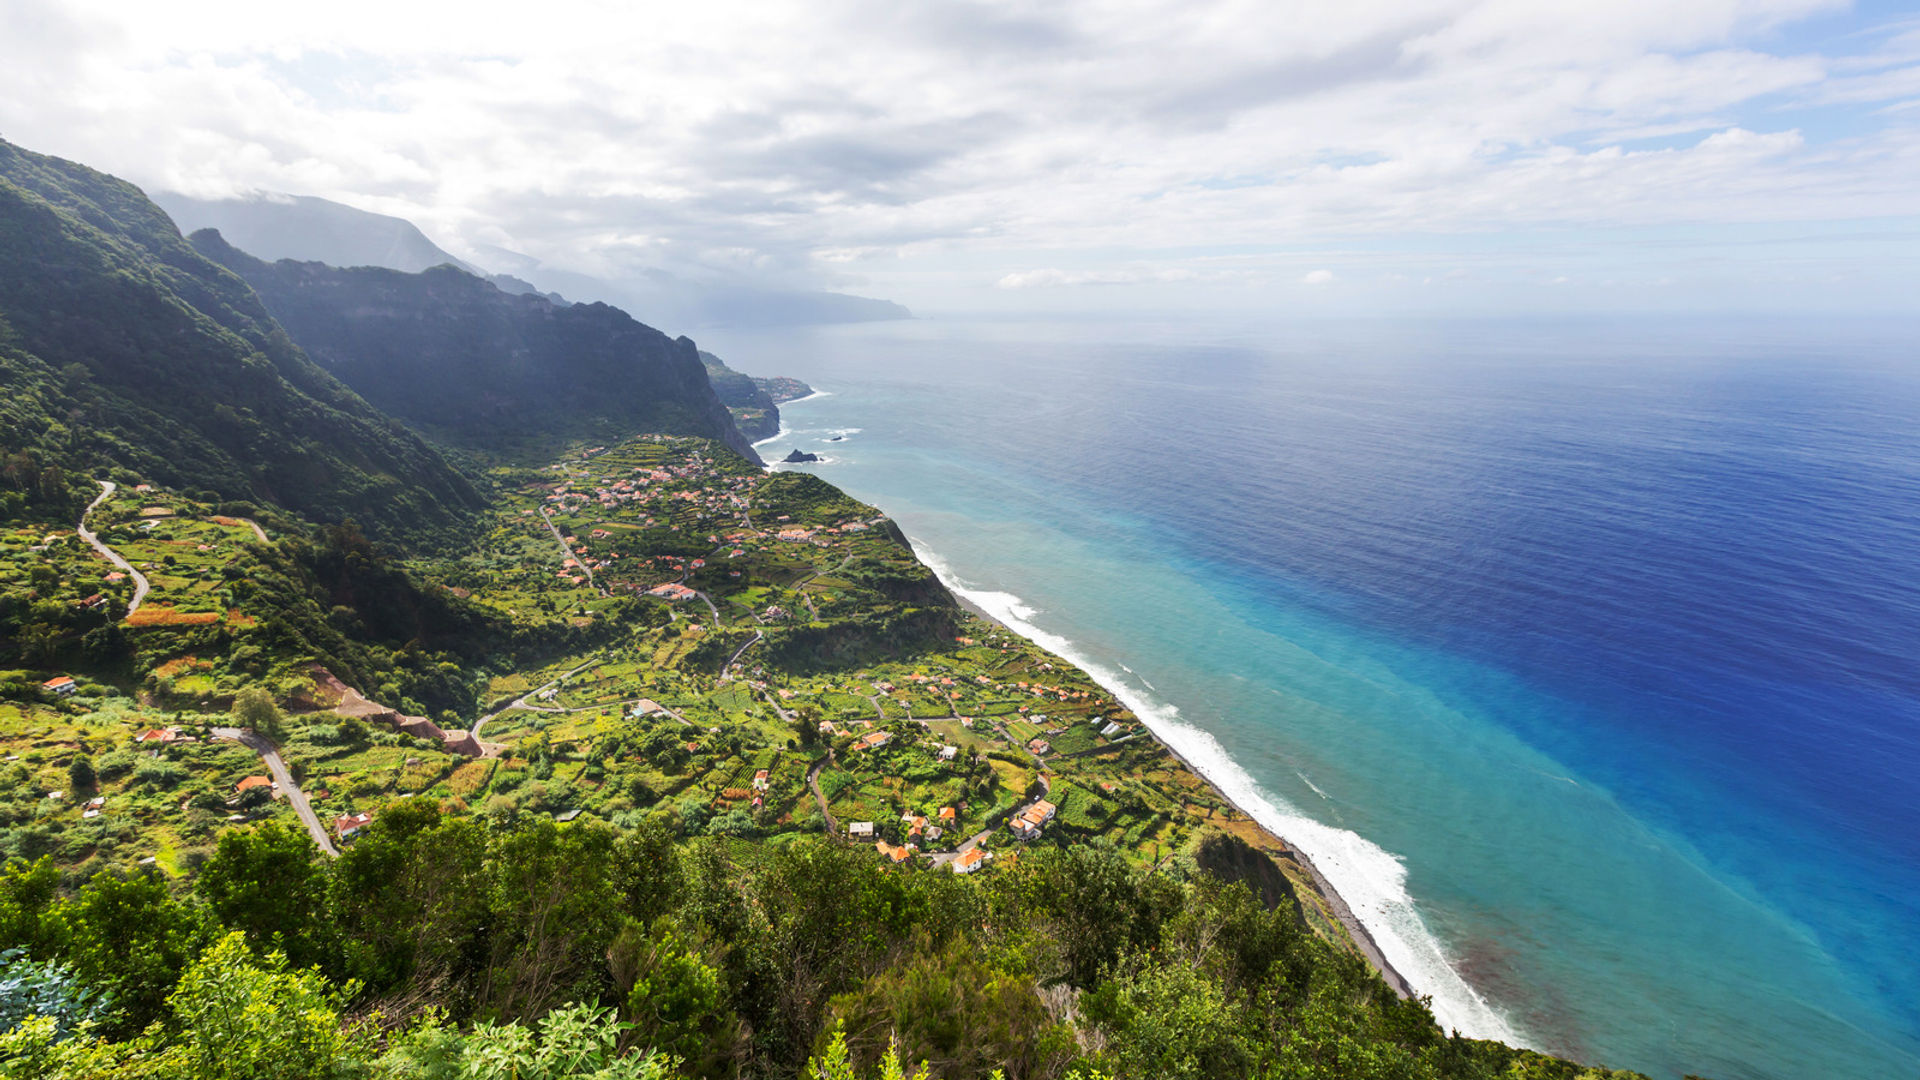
{"left": 701, "top": 316, "right": 1920, "bottom": 1080}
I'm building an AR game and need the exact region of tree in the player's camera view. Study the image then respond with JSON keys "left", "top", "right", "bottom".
{"left": 615, "top": 920, "right": 732, "bottom": 1070}
{"left": 51, "top": 870, "right": 204, "bottom": 1036}
{"left": 167, "top": 932, "right": 365, "bottom": 1080}
{"left": 195, "top": 822, "right": 335, "bottom": 974}
{"left": 230, "top": 687, "right": 282, "bottom": 738}
{"left": 477, "top": 819, "right": 621, "bottom": 1020}
{"left": 329, "top": 800, "right": 488, "bottom": 996}
{"left": 0, "top": 857, "right": 63, "bottom": 958}
{"left": 0, "top": 948, "right": 112, "bottom": 1043}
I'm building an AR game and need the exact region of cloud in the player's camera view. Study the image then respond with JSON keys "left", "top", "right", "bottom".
{"left": 1303, "top": 269, "right": 1335, "bottom": 285}
{"left": 0, "top": 0, "right": 1914, "bottom": 313}
{"left": 995, "top": 267, "right": 1206, "bottom": 289}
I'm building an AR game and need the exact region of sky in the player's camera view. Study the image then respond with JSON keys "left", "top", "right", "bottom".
{"left": 3, "top": 0, "right": 1918, "bottom": 317}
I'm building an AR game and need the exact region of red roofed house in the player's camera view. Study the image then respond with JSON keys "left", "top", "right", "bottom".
{"left": 335, "top": 812, "right": 373, "bottom": 839}
{"left": 42, "top": 676, "right": 77, "bottom": 696}
{"left": 1011, "top": 799, "right": 1058, "bottom": 841}
{"left": 952, "top": 847, "right": 989, "bottom": 874}
{"left": 752, "top": 769, "right": 770, "bottom": 791}
{"left": 136, "top": 727, "right": 178, "bottom": 744}
{"left": 234, "top": 776, "right": 274, "bottom": 795}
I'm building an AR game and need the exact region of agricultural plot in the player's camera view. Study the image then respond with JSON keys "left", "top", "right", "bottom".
{"left": 7, "top": 434, "right": 1319, "bottom": 905}
{"left": 0, "top": 697, "right": 299, "bottom": 879}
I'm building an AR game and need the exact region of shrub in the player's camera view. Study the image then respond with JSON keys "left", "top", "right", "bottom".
{"left": 130, "top": 759, "right": 190, "bottom": 789}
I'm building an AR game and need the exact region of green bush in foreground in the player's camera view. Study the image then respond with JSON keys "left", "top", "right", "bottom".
{"left": 0, "top": 806, "right": 1649, "bottom": 1080}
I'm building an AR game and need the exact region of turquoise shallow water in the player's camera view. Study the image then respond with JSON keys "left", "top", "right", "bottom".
{"left": 701, "top": 316, "right": 1920, "bottom": 1080}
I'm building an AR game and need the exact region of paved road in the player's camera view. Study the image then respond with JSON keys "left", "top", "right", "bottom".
{"left": 538, "top": 507, "right": 606, "bottom": 596}
{"left": 77, "top": 481, "right": 150, "bottom": 616}
{"left": 471, "top": 658, "right": 602, "bottom": 743}
{"left": 720, "top": 630, "right": 764, "bottom": 680}
{"left": 515, "top": 696, "right": 694, "bottom": 728}
{"left": 927, "top": 789, "right": 1052, "bottom": 867}
{"left": 212, "top": 726, "right": 339, "bottom": 858}
{"left": 690, "top": 589, "right": 723, "bottom": 626}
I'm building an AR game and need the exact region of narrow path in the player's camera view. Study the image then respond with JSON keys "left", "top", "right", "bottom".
{"left": 692, "top": 589, "right": 722, "bottom": 626}
{"left": 471, "top": 657, "right": 601, "bottom": 743}
{"left": 790, "top": 554, "right": 852, "bottom": 623}
{"left": 720, "top": 630, "right": 764, "bottom": 681}
{"left": 238, "top": 518, "right": 268, "bottom": 544}
{"left": 516, "top": 696, "right": 693, "bottom": 728}
{"left": 538, "top": 507, "right": 606, "bottom": 596}
{"left": 807, "top": 751, "right": 839, "bottom": 835}
{"left": 757, "top": 688, "right": 794, "bottom": 723}
{"left": 212, "top": 726, "right": 339, "bottom": 858}
{"left": 77, "top": 481, "right": 149, "bottom": 616}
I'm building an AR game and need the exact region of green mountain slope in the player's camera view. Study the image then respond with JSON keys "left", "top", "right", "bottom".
{"left": 0, "top": 139, "right": 483, "bottom": 545}
{"left": 194, "top": 233, "right": 764, "bottom": 464}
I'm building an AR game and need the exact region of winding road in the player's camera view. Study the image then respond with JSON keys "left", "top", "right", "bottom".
{"left": 212, "top": 726, "right": 339, "bottom": 858}
{"left": 471, "top": 658, "right": 603, "bottom": 743}
{"left": 720, "top": 630, "right": 764, "bottom": 681}
{"left": 77, "top": 481, "right": 149, "bottom": 616}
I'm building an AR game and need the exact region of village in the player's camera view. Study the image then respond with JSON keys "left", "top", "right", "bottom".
{"left": 0, "top": 436, "right": 1342, "bottom": 943}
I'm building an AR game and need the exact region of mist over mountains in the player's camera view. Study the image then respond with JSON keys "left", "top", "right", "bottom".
{"left": 156, "top": 190, "right": 910, "bottom": 331}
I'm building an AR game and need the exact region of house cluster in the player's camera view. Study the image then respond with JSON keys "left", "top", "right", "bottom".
{"left": 1010, "top": 799, "right": 1057, "bottom": 841}
{"left": 901, "top": 808, "right": 951, "bottom": 844}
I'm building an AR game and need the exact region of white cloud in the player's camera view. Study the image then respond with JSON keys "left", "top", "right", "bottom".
{"left": 0, "top": 0, "right": 1913, "bottom": 312}
{"left": 1303, "top": 269, "right": 1336, "bottom": 284}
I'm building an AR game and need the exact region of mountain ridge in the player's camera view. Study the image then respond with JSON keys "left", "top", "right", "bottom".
{"left": 193, "top": 231, "right": 764, "bottom": 465}
{"left": 0, "top": 138, "right": 483, "bottom": 547}
{"left": 160, "top": 189, "right": 912, "bottom": 329}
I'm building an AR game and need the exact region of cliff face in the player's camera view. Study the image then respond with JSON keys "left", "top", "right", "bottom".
{"left": 195, "top": 231, "right": 761, "bottom": 464}
{"left": 701, "top": 350, "right": 814, "bottom": 442}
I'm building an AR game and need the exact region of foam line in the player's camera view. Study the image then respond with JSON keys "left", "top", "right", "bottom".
{"left": 910, "top": 539, "right": 1525, "bottom": 1046}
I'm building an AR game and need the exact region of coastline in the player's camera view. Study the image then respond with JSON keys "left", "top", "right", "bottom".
{"left": 750, "top": 383, "right": 1505, "bottom": 1036}
{"left": 950, "top": 569, "right": 1414, "bottom": 997}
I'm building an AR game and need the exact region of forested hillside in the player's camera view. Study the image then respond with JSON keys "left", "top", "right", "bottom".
{"left": 196, "top": 233, "right": 762, "bottom": 464}
{"left": 0, "top": 140, "right": 483, "bottom": 548}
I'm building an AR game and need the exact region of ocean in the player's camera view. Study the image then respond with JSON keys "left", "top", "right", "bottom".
{"left": 699, "top": 315, "right": 1920, "bottom": 1080}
